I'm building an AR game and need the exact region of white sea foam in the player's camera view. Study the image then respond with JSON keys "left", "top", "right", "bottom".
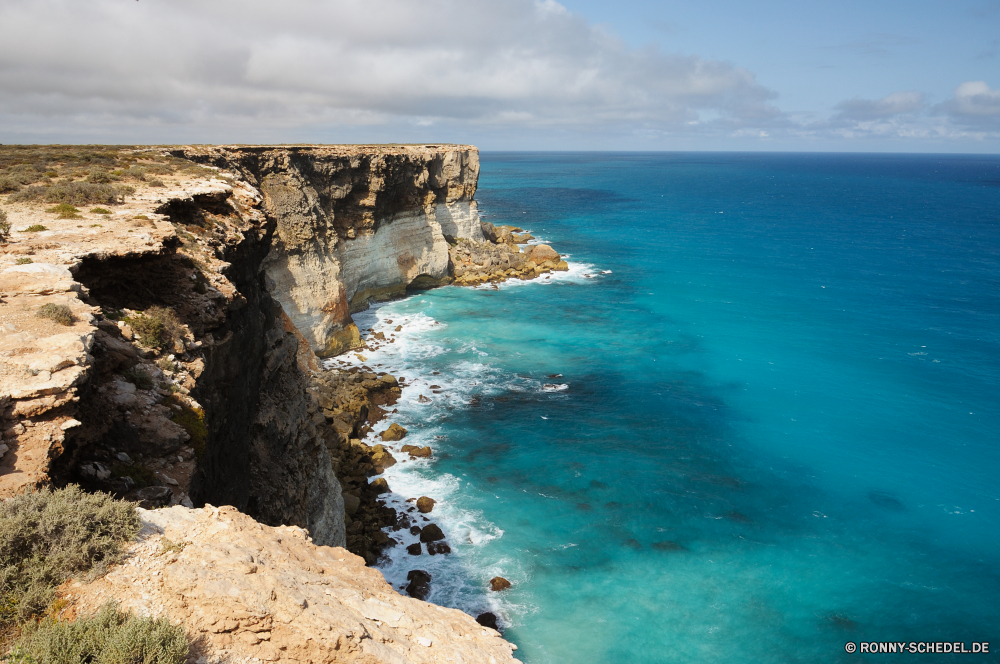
{"left": 319, "top": 259, "right": 590, "bottom": 628}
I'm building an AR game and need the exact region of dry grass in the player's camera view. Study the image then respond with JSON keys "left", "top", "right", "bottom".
{"left": 36, "top": 304, "right": 74, "bottom": 326}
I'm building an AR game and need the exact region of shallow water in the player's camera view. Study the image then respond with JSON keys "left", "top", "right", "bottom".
{"left": 328, "top": 153, "right": 1000, "bottom": 663}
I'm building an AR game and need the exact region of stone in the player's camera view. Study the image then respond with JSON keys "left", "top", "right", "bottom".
{"left": 426, "top": 541, "right": 451, "bottom": 555}
{"left": 342, "top": 492, "right": 360, "bottom": 515}
{"left": 406, "top": 543, "right": 422, "bottom": 556}
{"left": 527, "top": 244, "right": 560, "bottom": 264}
{"left": 417, "top": 394, "right": 432, "bottom": 403}
{"left": 370, "top": 478, "right": 389, "bottom": 494}
{"left": 476, "top": 613, "right": 499, "bottom": 630}
{"left": 380, "top": 423, "right": 408, "bottom": 442}
{"left": 134, "top": 485, "right": 173, "bottom": 508}
{"left": 405, "top": 570, "right": 432, "bottom": 600}
{"left": 402, "top": 445, "right": 432, "bottom": 458}
{"left": 490, "top": 576, "right": 512, "bottom": 592}
{"left": 419, "top": 523, "right": 445, "bottom": 542}
{"left": 416, "top": 496, "right": 436, "bottom": 513}
{"left": 370, "top": 445, "right": 397, "bottom": 473}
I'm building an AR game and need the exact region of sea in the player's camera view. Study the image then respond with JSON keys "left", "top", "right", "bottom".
{"left": 326, "top": 152, "right": 1000, "bottom": 663}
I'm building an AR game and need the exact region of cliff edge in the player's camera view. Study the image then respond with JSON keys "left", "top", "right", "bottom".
{"left": 63, "top": 504, "right": 519, "bottom": 664}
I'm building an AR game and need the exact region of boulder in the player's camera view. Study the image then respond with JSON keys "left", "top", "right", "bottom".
{"left": 528, "top": 244, "right": 560, "bottom": 264}
{"left": 381, "top": 423, "right": 408, "bottom": 442}
{"left": 406, "top": 543, "right": 422, "bottom": 556}
{"left": 342, "top": 492, "right": 360, "bottom": 515}
{"left": 416, "top": 496, "right": 436, "bottom": 513}
{"left": 405, "top": 570, "right": 432, "bottom": 600}
{"left": 489, "top": 576, "right": 512, "bottom": 592}
{"left": 476, "top": 613, "right": 499, "bottom": 630}
{"left": 370, "top": 478, "right": 389, "bottom": 494}
{"left": 370, "top": 445, "right": 397, "bottom": 473}
{"left": 419, "top": 523, "right": 445, "bottom": 542}
{"left": 426, "top": 541, "right": 451, "bottom": 555}
{"left": 134, "top": 485, "right": 173, "bottom": 509}
{"left": 401, "top": 445, "right": 432, "bottom": 458}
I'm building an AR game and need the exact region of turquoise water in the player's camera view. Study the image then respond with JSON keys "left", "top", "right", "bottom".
{"left": 331, "top": 153, "right": 1000, "bottom": 663}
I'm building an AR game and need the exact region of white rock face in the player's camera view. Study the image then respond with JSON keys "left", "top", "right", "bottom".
{"left": 229, "top": 145, "right": 483, "bottom": 356}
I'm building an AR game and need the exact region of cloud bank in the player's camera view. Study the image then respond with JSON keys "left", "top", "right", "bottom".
{"left": 0, "top": 0, "right": 779, "bottom": 143}
{"left": 0, "top": 0, "right": 996, "bottom": 148}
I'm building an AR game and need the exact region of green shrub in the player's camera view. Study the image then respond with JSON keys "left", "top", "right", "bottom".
{"left": 36, "top": 303, "right": 73, "bottom": 326}
{"left": 155, "top": 357, "right": 177, "bottom": 373}
{"left": 122, "top": 367, "right": 153, "bottom": 390}
{"left": 146, "top": 179, "right": 166, "bottom": 188}
{"left": 8, "top": 602, "right": 188, "bottom": 664}
{"left": 89, "top": 208, "right": 111, "bottom": 215}
{"left": 0, "top": 211, "right": 9, "bottom": 242}
{"left": 85, "top": 170, "right": 112, "bottom": 184}
{"left": 21, "top": 225, "right": 47, "bottom": 233}
{"left": 0, "top": 486, "right": 140, "bottom": 629}
{"left": 124, "top": 307, "right": 181, "bottom": 350}
{"left": 15, "top": 258, "right": 32, "bottom": 265}
{"left": 9, "top": 182, "right": 135, "bottom": 206}
{"left": 110, "top": 463, "right": 155, "bottom": 489}
{"left": 0, "top": 178, "right": 21, "bottom": 194}
{"left": 45, "top": 204, "right": 82, "bottom": 219}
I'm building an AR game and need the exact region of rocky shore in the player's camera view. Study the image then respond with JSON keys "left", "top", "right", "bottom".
{"left": 1, "top": 143, "right": 565, "bottom": 660}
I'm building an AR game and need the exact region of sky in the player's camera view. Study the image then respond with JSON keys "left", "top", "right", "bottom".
{"left": 0, "top": 0, "right": 998, "bottom": 151}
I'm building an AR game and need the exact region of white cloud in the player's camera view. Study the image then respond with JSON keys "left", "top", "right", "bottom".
{"left": 946, "top": 81, "right": 1000, "bottom": 117}
{"left": 0, "top": 0, "right": 780, "bottom": 143}
{"left": 833, "top": 91, "right": 925, "bottom": 121}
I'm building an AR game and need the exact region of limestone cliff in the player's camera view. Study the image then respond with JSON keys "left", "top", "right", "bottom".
{"left": 0, "top": 151, "right": 346, "bottom": 549}
{"left": 182, "top": 146, "right": 484, "bottom": 356}
{"left": 1, "top": 144, "right": 557, "bottom": 660}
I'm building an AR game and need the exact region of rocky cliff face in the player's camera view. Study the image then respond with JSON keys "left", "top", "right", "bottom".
{"left": 0, "top": 152, "right": 346, "bottom": 549}
{"left": 183, "top": 146, "right": 483, "bottom": 356}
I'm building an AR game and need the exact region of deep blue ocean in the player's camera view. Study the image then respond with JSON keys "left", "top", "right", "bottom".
{"left": 329, "top": 153, "right": 1000, "bottom": 663}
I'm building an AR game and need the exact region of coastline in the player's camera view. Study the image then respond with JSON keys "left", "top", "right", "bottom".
{"left": 324, "top": 241, "right": 598, "bottom": 633}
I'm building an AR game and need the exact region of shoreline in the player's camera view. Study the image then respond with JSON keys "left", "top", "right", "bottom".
{"left": 322, "top": 244, "right": 599, "bottom": 633}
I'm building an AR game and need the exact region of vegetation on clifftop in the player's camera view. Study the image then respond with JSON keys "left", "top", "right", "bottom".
{"left": 0, "top": 486, "right": 140, "bottom": 640}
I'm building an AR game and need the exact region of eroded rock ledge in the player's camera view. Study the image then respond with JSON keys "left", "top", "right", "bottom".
{"left": 62, "top": 504, "right": 519, "bottom": 664}
{"left": 1, "top": 143, "right": 560, "bottom": 660}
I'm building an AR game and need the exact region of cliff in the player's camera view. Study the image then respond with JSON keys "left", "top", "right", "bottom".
{"left": 182, "top": 146, "right": 484, "bottom": 356}
{"left": 1, "top": 144, "right": 562, "bottom": 660}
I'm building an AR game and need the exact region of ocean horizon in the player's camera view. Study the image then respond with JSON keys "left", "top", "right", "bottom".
{"left": 331, "top": 151, "right": 999, "bottom": 663}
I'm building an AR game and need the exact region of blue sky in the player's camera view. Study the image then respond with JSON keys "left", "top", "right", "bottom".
{"left": 0, "top": 0, "right": 997, "bottom": 151}
{"left": 564, "top": 0, "right": 1000, "bottom": 118}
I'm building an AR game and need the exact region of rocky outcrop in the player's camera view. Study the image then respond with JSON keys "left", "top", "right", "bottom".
{"left": 1, "top": 150, "right": 345, "bottom": 548}
{"left": 61, "top": 504, "right": 519, "bottom": 664}
{"left": 182, "top": 146, "right": 483, "bottom": 357}
{"left": 449, "top": 225, "right": 568, "bottom": 286}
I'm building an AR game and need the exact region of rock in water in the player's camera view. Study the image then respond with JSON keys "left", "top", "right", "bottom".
{"left": 419, "top": 523, "right": 445, "bottom": 542}
{"left": 381, "top": 423, "right": 408, "bottom": 441}
{"left": 490, "top": 576, "right": 512, "bottom": 592}
{"left": 477, "top": 613, "right": 500, "bottom": 630}
{"left": 402, "top": 445, "right": 433, "bottom": 458}
{"left": 427, "top": 541, "right": 451, "bottom": 555}
{"left": 407, "top": 543, "right": 422, "bottom": 556}
{"left": 370, "top": 478, "right": 389, "bottom": 494}
{"left": 406, "top": 570, "right": 432, "bottom": 600}
{"left": 416, "top": 496, "right": 436, "bottom": 513}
